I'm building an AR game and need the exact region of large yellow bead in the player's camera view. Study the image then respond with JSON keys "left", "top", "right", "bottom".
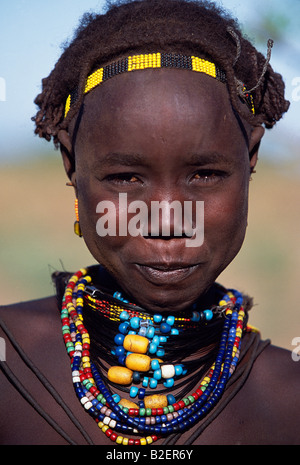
{"left": 144, "top": 394, "right": 168, "bottom": 409}
{"left": 125, "top": 353, "right": 151, "bottom": 372}
{"left": 123, "top": 334, "right": 149, "bottom": 354}
{"left": 118, "top": 398, "right": 139, "bottom": 409}
{"left": 107, "top": 366, "right": 133, "bottom": 385}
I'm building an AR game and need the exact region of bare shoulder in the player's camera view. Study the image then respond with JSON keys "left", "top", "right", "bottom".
{"left": 256, "top": 343, "right": 300, "bottom": 411}
{"left": 0, "top": 296, "right": 61, "bottom": 349}
{"left": 197, "top": 341, "right": 300, "bottom": 445}
{"left": 253, "top": 343, "right": 300, "bottom": 387}
{"left": 0, "top": 296, "right": 80, "bottom": 445}
{"left": 240, "top": 342, "right": 300, "bottom": 444}
{"left": 0, "top": 295, "right": 59, "bottom": 319}
{"left": 0, "top": 296, "right": 63, "bottom": 388}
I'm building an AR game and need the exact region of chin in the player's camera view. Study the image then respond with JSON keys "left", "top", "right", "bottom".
{"left": 122, "top": 279, "right": 207, "bottom": 313}
{"left": 103, "top": 259, "right": 216, "bottom": 313}
{"left": 136, "top": 294, "right": 196, "bottom": 313}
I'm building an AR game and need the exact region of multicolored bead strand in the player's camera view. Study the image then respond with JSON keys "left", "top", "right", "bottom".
{"left": 61, "top": 267, "right": 250, "bottom": 445}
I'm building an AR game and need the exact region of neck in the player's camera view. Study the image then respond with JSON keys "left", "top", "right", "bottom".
{"left": 88, "top": 263, "right": 226, "bottom": 312}
{"left": 80, "top": 268, "right": 235, "bottom": 402}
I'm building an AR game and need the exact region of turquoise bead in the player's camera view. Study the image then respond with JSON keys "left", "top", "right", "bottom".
{"left": 153, "top": 369, "right": 162, "bottom": 380}
{"left": 130, "top": 317, "right": 140, "bottom": 329}
{"left": 151, "top": 359, "right": 160, "bottom": 370}
{"left": 163, "top": 378, "right": 174, "bottom": 388}
{"left": 204, "top": 309, "right": 213, "bottom": 320}
{"left": 130, "top": 386, "right": 138, "bottom": 398}
{"left": 142, "top": 376, "right": 149, "bottom": 387}
{"left": 153, "top": 314, "right": 162, "bottom": 323}
{"left": 153, "top": 335, "right": 160, "bottom": 345}
{"left": 120, "top": 311, "right": 130, "bottom": 320}
{"left": 146, "top": 326, "right": 155, "bottom": 338}
{"left": 174, "top": 364, "right": 183, "bottom": 376}
{"left": 112, "top": 393, "right": 121, "bottom": 403}
{"left": 149, "top": 378, "right": 158, "bottom": 388}
{"left": 166, "top": 316, "right": 175, "bottom": 326}
{"left": 149, "top": 342, "right": 158, "bottom": 354}
{"left": 156, "top": 348, "right": 165, "bottom": 357}
{"left": 171, "top": 328, "right": 179, "bottom": 335}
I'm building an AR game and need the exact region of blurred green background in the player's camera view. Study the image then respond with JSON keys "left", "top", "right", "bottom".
{"left": 1, "top": 0, "right": 299, "bottom": 351}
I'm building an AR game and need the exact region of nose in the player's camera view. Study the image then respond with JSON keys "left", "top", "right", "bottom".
{"left": 144, "top": 199, "right": 186, "bottom": 238}
{"left": 141, "top": 185, "right": 197, "bottom": 239}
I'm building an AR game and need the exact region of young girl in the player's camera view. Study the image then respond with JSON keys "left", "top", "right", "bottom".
{"left": 0, "top": 0, "right": 299, "bottom": 446}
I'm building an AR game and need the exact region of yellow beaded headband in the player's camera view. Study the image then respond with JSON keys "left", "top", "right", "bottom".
{"left": 64, "top": 52, "right": 255, "bottom": 117}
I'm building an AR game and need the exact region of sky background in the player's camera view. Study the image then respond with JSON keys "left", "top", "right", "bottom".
{"left": 0, "top": 0, "right": 299, "bottom": 165}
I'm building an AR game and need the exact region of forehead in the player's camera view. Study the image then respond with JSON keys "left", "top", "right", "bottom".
{"left": 72, "top": 68, "right": 249, "bottom": 151}
{"left": 83, "top": 68, "right": 228, "bottom": 120}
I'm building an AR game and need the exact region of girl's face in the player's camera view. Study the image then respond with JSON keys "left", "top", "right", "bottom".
{"left": 67, "top": 69, "right": 261, "bottom": 312}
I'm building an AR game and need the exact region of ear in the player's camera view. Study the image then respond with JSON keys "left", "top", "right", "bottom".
{"left": 248, "top": 125, "right": 265, "bottom": 172}
{"left": 57, "top": 129, "right": 77, "bottom": 189}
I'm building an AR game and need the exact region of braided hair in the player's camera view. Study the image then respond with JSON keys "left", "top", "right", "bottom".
{"left": 33, "top": 0, "right": 290, "bottom": 146}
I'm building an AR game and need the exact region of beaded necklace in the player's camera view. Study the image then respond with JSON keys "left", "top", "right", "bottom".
{"left": 61, "top": 267, "right": 250, "bottom": 445}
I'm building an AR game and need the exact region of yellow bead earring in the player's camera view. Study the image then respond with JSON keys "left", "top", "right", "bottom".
{"left": 74, "top": 198, "right": 82, "bottom": 237}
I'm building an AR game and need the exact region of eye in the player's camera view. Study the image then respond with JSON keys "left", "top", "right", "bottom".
{"left": 104, "top": 173, "right": 141, "bottom": 185}
{"left": 191, "top": 169, "right": 227, "bottom": 184}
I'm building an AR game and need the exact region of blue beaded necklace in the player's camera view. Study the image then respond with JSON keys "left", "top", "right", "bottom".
{"left": 61, "top": 267, "right": 250, "bottom": 445}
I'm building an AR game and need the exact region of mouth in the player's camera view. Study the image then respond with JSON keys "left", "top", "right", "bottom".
{"left": 135, "top": 262, "right": 201, "bottom": 284}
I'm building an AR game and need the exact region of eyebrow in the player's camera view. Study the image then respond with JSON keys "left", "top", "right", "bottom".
{"left": 98, "top": 152, "right": 148, "bottom": 168}
{"left": 96, "top": 150, "right": 233, "bottom": 169}
{"left": 186, "top": 152, "right": 233, "bottom": 166}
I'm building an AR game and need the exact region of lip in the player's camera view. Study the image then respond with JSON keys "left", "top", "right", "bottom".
{"left": 135, "top": 262, "right": 200, "bottom": 284}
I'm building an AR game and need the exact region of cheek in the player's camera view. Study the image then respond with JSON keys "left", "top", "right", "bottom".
{"left": 77, "top": 184, "right": 136, "bottom": 264}
{"left": 204, "top": 182, "right": 249, "bottom": 250}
